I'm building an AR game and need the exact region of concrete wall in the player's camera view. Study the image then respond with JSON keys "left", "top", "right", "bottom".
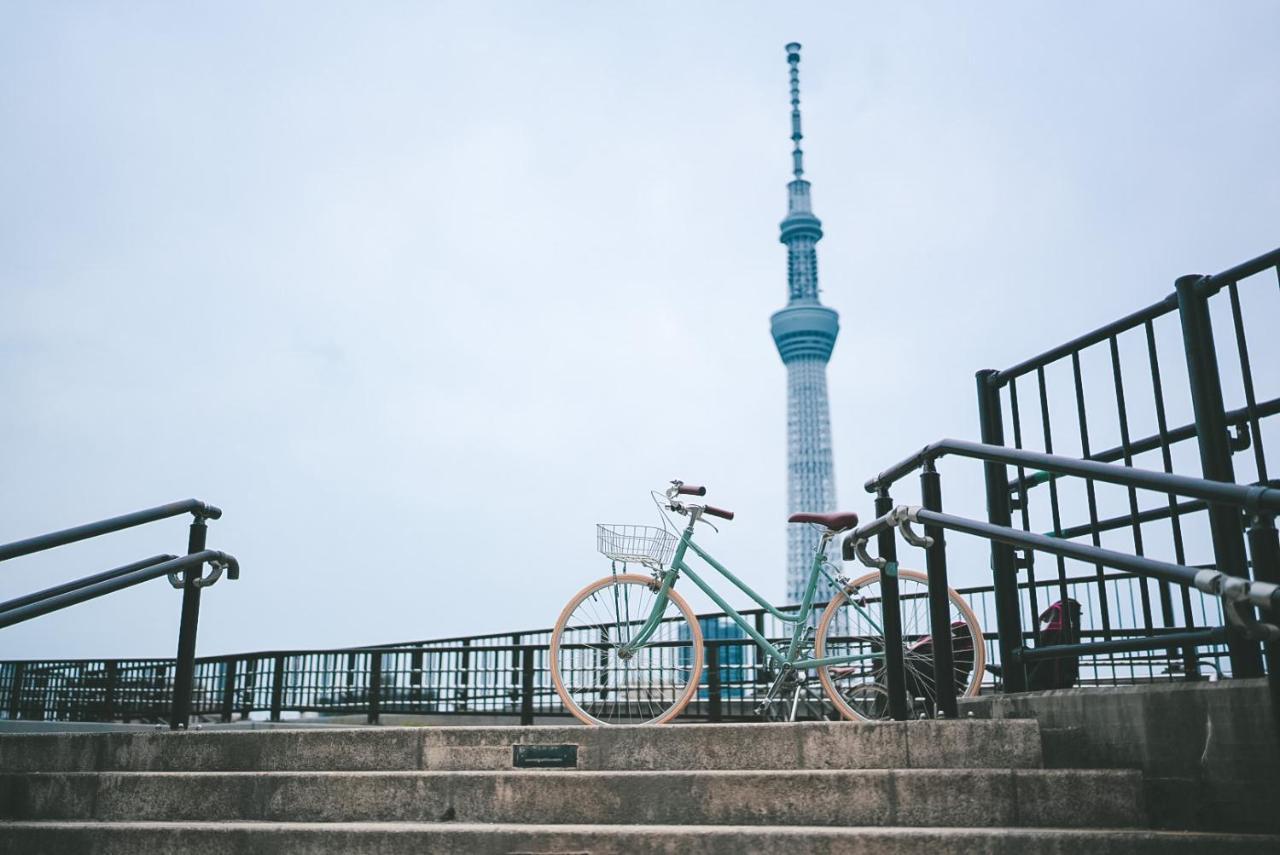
{"left": 959, "top": 679, "right": 1279, "bottom": 833}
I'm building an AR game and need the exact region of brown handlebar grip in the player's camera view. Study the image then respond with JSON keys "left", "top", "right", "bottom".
{"left": 677, "top": 484, "right": 707, "bottom": 496}
{"left": 704, "top": 505, "right": 734, "bottom": 520}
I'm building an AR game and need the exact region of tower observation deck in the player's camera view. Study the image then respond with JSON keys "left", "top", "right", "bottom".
{"left": 770, "top": 43, "right": 840, "bottom": 604}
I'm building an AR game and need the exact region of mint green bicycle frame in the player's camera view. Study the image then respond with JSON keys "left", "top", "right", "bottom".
{"left": 620, "top": 516, "right": 886, "bottom": 671}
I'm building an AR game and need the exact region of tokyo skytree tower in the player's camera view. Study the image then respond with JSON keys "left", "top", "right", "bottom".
{"left": 770, "top": 43, "right": 840, "bottom": 604}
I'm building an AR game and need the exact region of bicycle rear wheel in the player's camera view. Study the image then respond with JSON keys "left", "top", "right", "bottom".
{"left": 550, "top": 573, "right": 703, "bottom": 725}
{"left": 815, "top": 569, "right": 986, "bottom": 720}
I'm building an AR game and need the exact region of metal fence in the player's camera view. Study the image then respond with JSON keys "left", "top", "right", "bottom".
{"left": 1, "top": 570, "right": 1224, "bottom": 724}
{"left": 972, "top": 249, "right": 1280, "bottom": 686}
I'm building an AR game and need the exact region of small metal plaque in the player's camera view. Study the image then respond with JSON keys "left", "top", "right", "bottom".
{"left": 512, "top": 743, "right": 578, "bottom": 769}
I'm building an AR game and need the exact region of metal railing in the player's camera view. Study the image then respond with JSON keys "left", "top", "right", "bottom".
{"left": 853, "top": 439, "right": 1279, "bottom": 719}
{"left": 833, "top": 247, "right": 1280, "bottom": 728}
{"left": 0, "top": 567, "right": 1230, "bottom": 725}
{"left": 974, "top": 248, "right": 1280, "bottom": 688}
{"left": 0, "top": 500, "right": 238, "bottom": 729}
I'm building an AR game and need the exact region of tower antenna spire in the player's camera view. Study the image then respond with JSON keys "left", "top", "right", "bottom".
{"left": 786, "top": 42, "right": 804, "bottom": 179}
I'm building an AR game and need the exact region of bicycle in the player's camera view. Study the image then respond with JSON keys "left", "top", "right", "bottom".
{"left": 549, "top": 480, "right": 986, "bottom": 725}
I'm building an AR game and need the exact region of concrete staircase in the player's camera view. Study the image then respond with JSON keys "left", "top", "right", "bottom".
{"left": 1, "top": 720, "right": 1275, "bottom": 853}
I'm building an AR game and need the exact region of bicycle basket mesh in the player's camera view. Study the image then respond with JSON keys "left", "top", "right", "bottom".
{"left": 596, "top": 524, "right": 678, "bottom": 568}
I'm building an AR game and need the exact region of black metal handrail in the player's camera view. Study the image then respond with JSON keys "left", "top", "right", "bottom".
{"left": 865, "top": 438, "right": 1280, "bottom": 513}
{"left": 0, "top": 555, "right": 177, "bottom": 614}
{"left": 0, "top": 500, "right": 237, "bottom": 729}
{"left": 0, "top": 500, "right": 221, "bottom": 562}
{"left": 852, "top": 433, "right": 1280, "bottom": 729}
{"left": 844, "top": 499, "right": 1278, "bottom": 731}
{"left": 851, "top": 506, "right": 1278, "bottom": 614}
{"left": 0, "top": 550, "right": 239, "bottom": 628}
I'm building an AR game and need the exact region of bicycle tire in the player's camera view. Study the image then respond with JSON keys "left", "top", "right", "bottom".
{"left": 815, "top": 568, "right": 986, "bottom": 720}
{"left": 550, "top": 573, "right": 704, "bottom": 725}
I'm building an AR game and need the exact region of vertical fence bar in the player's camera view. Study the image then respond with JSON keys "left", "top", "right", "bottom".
{"left": 1037, "top": 367, "right": 1073, "bottom": 616}
{"left": 242, "top": 658, "right": 258, "bottom": 720}
{"left": 458, "top": 639, "right": 471, "bottom": 711}
{"left": 1227, "top": 282, "right": 1269, "bottom": 483}
{"left": 977, "top": 369, "right": 1027, "bottom": 691}
{"left": 520, "top": 647, "right": 535, "bottom": 725}
{"left": 1145, "top": 318, "right": 1200, "bottom": 677}
{"left": 410, "top": 649, "right": 424, "bottom": 707}
{"left": 7, "top": 662, "right": 26, "bottom": 719}
{"left": 1245, "top": 514, "right": 1280, "bottom": 740}
{"left": 753, "top": 610, "right": 768, "bottom": 702}
{"left": 509, "top": 633, "right": 521, "bottom": 706}
{"left": 103, "top": 660, "right": 118, "bottom": 722}
{"left": 367, "top": 652, "right": 382, "bottom": 725}
{"left": 220, "top": 658, "right": 236, "bottom": 722}
{"left": 706, "top": 643, "right": 723, "bottom": 722}
{"left": 170, "top": 516, "right": 207, "bottom": 729}
{"left": 1071, "top": 351, "right": 1114, "bottom": 643}
{"left": 1176, "top": 274, "right": 1264, "bottom": 677}
{"left": 920, "top": 464, "right": 958, "bottom": 718}
{"left": 270, "top": 655, "right": 285, "bottom": 722}
{"left": 1109, "top": 335, "right": 1157, "bottom": 659}
{"left": 874, "top": 490, "right": 909, "bottom": 720}
{"left": 1008, "top": 377, "right": 1041, "bottom": 643}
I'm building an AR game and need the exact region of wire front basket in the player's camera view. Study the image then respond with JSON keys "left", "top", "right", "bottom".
{"left": 596, "top": 524, "right": 678, "bottom": 569}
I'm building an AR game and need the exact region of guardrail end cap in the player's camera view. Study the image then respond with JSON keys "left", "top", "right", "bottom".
{"left": 193, "top": 502, "right": 223, "bottom": 521}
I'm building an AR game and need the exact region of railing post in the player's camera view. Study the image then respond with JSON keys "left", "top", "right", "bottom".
{"left": 8, "top": 662, "right": 26, "bottom": 720}
{"left": 242, "top": 658, "right": 258, "bottom": 720}
{"left": 509, "top": 634, "right": 521, "bottom": 704}
{"left": 1245, "top": 513, "right": 1280, "bottom": 739}
{"left": 706, "top": 643, "right": 722, "bottom": 722}
{"left": 269, "top": 655, "right": 285, "bottom": 722}
{"left": 920, "top": 465, "right": 958, "bottom": 718}
{"left": 103, "top": 661, "right": 118, "bottom": 722}
{"left": 520, "top": 647, "right": 535, "bottom": 725}
{"left": 170, "top": 515, "right": 207, "bottom": 729}
{"left": 458, "top": 639, "right": 471, "bottom": 712}
{"left": 367, "top": 652, "right": 382, "bottom": 725}
{"left": 220, "top": 658, "right": 237, "bottom": 723}
{"left": 976, "top": 369, "right": 1027, "bottom": 692}
{"left": 874, "top": 490, "right": 909, "bottom": 721}
{"left": 1175, "top": 274, "right": 1264, "bottom": 678}
{"left": 410, "top": 649, "right": 424, "bottom": 707}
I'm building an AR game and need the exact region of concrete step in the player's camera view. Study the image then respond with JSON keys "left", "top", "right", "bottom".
{"left": 0, "top": 768, "right": 1143, "bottom": 827}
{"left": 2, "top": 821, "right": 1275, "bottom": 854}
{"left": 0, "top": 719, "right": 1043, "bottom": 772}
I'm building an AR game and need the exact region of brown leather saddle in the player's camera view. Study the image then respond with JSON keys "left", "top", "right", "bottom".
{"left": 787, "top": 511, "right": 859, "bottom": 532}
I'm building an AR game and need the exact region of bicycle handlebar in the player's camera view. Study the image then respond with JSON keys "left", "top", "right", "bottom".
{"left": 703, "top": 505, "right": 735, "bottom": 520}
{"left": 676, "top": 483, "right": 707, "bottom": 496}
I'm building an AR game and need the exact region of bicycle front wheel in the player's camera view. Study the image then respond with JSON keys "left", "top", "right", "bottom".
{"left": 550, "top": 573, "right": 703, "bottom": 725}
{"left": 815, "top": 568, "right": 986, "bottom": 720}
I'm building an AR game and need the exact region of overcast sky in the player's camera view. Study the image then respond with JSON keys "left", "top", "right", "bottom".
{"left": 3, "top": 2, "right": 1278, "bottom": 661}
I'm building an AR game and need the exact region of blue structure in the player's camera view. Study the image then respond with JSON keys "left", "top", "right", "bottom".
{"left": 679, "top": 616, "right": 749, "bottom": 701}
{"left": 770, "top": 43, "right": 840, "bottom": 603}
